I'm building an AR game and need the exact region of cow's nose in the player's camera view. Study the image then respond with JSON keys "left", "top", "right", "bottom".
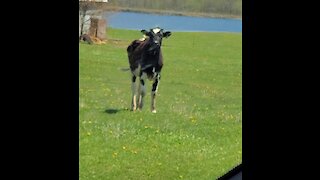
{"left": 154, "top": 40, "right": 159, "bottom": 44}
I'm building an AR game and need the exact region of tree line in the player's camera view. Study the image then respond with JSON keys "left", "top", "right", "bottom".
{"left": 107, "top": 0, "right": 241, "bottom": 17}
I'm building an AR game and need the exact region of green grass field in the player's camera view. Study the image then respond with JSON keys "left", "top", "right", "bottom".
{"left": 80, "top": 28, "right": 242, "bottom": 179}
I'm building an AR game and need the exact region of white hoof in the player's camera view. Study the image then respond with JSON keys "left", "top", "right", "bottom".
{"left": 151, "top": 110, "right": 157, "bottom": 113}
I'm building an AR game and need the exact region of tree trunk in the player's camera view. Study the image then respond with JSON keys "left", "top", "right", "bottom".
{"left": 80, "top": 10, "right": 87, "bottom": 40}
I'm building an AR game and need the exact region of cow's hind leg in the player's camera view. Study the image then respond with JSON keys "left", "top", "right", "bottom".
{"left": 131, "top": 75, "right": 138, "bottom": 111}
{"left": 151, "top": 74, "right": 160, "bottom": 113}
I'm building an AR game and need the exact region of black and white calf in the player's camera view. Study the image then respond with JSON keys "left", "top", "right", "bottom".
{"left": 127, "top": 27, "right": 171, "bottom": 113}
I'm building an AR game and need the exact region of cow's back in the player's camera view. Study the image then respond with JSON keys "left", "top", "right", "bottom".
{"left": 127, "top": 40, "right": 148, "bottom": 71}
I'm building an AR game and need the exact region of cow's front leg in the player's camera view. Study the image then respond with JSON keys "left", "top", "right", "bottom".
{"left": 151, "top": 74, "right": 160, "bottom": 113}
{"left": 138, "top": 78, "right": 146, "bottom": 110}
{"left": 131, "top": 75, "right": 138, "bottom": 111}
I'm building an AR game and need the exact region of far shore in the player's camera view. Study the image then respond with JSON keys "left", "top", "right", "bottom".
{"left": 102, "top": 6, "right": 242, "bottom": 20}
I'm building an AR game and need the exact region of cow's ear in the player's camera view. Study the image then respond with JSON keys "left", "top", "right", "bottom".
{"left": 163, "top": 31, "right": 172, "bottom": 38}
{"left": 141, "top": 29, "right": 148, "bottom": 35}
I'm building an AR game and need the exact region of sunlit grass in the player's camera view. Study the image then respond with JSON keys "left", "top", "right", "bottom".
{"left": 80, "top": 28, "right": 241, "bottom": 179}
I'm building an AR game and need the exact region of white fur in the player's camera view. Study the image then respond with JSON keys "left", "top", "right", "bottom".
{"left": 152, "top": 28, "right": 161, "bottom": 34}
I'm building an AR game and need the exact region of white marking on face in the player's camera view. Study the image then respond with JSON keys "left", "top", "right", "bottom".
{"left": 152, "top": 28, "right": 161, "bottom": 34}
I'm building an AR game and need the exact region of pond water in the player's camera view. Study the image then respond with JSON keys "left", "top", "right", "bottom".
{"left": 103, "top": 11, "right": 242, "bottom": 33}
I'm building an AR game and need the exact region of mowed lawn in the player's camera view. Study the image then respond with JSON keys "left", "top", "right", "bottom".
{"left": 79, "top": 28, "right": 242, "bottom": 180}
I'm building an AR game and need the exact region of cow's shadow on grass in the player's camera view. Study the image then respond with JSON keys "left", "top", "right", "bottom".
{"left": 105, "top": 108, "right": 129, "bottom": 114}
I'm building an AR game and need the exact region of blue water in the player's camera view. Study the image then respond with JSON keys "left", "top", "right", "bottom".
{"left": 104, "top": 11, "right": 242, "bottom": 32}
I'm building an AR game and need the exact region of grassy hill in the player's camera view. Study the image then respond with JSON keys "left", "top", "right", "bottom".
{"left": 79, "top": 28, "right": 242, "bottom": 179}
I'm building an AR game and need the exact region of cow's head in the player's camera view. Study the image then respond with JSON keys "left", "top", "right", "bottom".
{"left": 141, "top": 27, "right": 171, "bottom": 52}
